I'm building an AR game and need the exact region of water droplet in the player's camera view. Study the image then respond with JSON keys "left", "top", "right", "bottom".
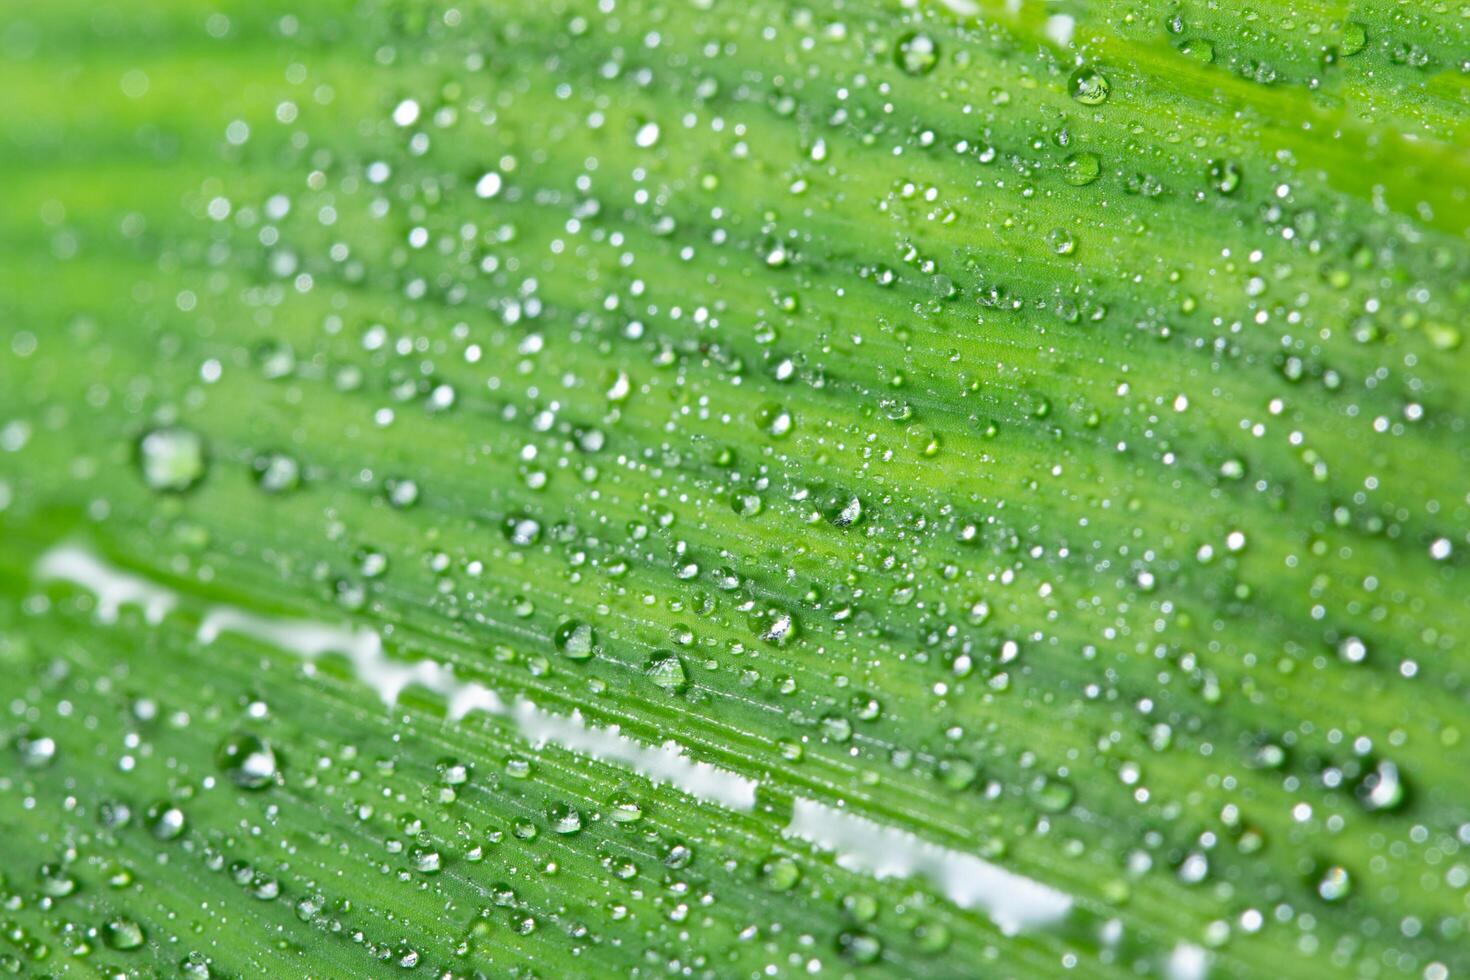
{"left": 554, "top": 620, "right": 599, "bottom": 661}
{"left": 137, "top": 427, "right": 207, "bottom": 492}
{"left": 732, "top": 492, "right": 763, "bottom": 517}
{"left": 16, "top": 733, "right": 56, "bottom": 768}
{"left": 217, "top": 733, "right": 280, "bottom": 790}
{"left": 756, "top": 403, "right": 793, "bottom": 438}
{"left": 391, "top": 98, "right": 420, "bottom": 127}
{"left": 1068, "top": 66, "right": 1111, "bottom": 105}
{"left": 1317, "top": 865, "right": 1352, "bottom": 901}
{"left": 761, "top": 856, "right": 801, "bottom": 891}
{"left": 838, "top": 931, "right": 883, "bottom": 964}
{"left": 645, "top": 653, "right": 688, "bottom": 694}
{"left": 101, "top": 917, "right": 145, "bottom": 951}
{"left": 384, "top": 477, "right": 419, "bottom": 509}
{"left": 38, "top": 863, "right": 78, "bottom": 898}
{"left": 634, "top": 121, "right": 661, "bottom": 148}
{"left": 1178, "top": 39, "right": 1214, "bottom": 63}
{"left": 180, "top": 952, "right": 214, "bottom": 978}
{"left": 1062, "top": 152, "right": 1101, "bottom": 186}
{"left": 1047, "top": 227, "right": 1076, "bottom": 255}
{"left": 819, "top": 714, "right": 853, "bottom": 742}
{"left": 252, "top": 451, "right": 301, "bottom": 494}
{"left": 895, "top": 32, "right": 940, "bottom": 76}
{"left": 1207, "top": 159, "right": 1242, "bottom": 195}
{"left": 1338, "top": 636, "right": 1368, "bottom": 664}
{"left": 1029, "top": 776, "right": 1075, "bottom": 813}
{"left": 503, "top": 514, "right": 542, "bottom": 547}
{"left": 549, "top": 804, "right": 584, "bottom": 835}
{"left": 609, "top": 797, "right": 643, "bottom": 823}
{"left": 146, "top": 801, "right": 187, "bottom": 840}
{"left": 1357, "top": 759, "right": 1406, "bottom": 811}
{"left": 474, "top": 171, "right": 503, "bottom": 199}
{"left": 828, "top": 495, "right": 863, "bottom": 528}
{"left": 357, "top": 547, "right": 389, "bottom": 578}
{"left": 1339, "top": 22, "right": 1367, "bottom": 57}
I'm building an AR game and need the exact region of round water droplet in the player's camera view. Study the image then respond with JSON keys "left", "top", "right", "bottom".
{"left": 756, "top": 403, "right": 794, "bottom": 438}
{"left": 554, "top": 620, "right": 598, "bottom": 661}
{"left": 438, "top": 759, "right": 470, "bottom": 786}
{"left": 1357, "top": 759, "right": 1406, "bottom": 811}
{"left": 102, "top": 917, "right": 145, "bottom": 951}
{"left": 138, "top": 427, "right": 208, "bottom": 492}
{"left": 609, "top": 797, "right": 643, "bottom": 823}
{"left": 217, "top": 733, "right": 280, "bottom": 790}
{"left": 1207, "top": 159, "right": 1242, "bottom": 195}
{"left": 761, "top": 856, "right": 801, "bottom": 891}
{"left": 1178, "top": 39, "right": 1214, "bottom": 63}
{"left": 1047, "top": 227, "right": 1076, "bottom": 255}
{"left": 1338, "top": 636, "right": 1368, "bottom": 664}
{"left": 1068, "top": 66, "right": 1111, "bottom": 105}
{"left": 38, "top": 863, "right": 78, "bottom": 898}
{"left": 474, "top": 171, "right": 503, "bottom": 199}
{"left": 412, "top": 847, "right": 442, "bottom": 874}
{"left": 828, "top": 495, "right": 863, "bottom": 528}
{"left": 665, "top": 843, "right": 693, "bottom": 869}
{"left": 16, "top": 733, "right": 56, "bottom": 768}
{"left": 1317, "top": 865, "right": 1352, "bottom": 901}
{"left": 645, "top": 652, "right": 688, "bottom": 693}
{"left": 503, "top": 514, "right": 542, "bottom": 547}
{"left": 146, "top": 801, "right": 187, "bottom": 840}
{"left": 732, "top": 492, "right": 763, "bottom": 517}
{"left": 895, "top": 32, "right": 940, "bottom": 76}
{"left": 383, "top": 477, "right": 419, "bottom": 509}
{"left": 838, "top": 931, "right": 883, "bottom": 964}
{"left": 937, "top": 757, "right": 978, "bottom": 791}
{"left": 252, "top": 451, "right": 301, "bottom": 494}
{"left": 1339, "top": 22, "right": 1367, "bottom": 57}
{"left": 180, "top": 952, "right": 213, "bottom": 978}
{"left": 549, "top": 803, "right": 584, "bottom": 835}
{"left": 1030, "top": 776, "right": 1075, "bottom": 813}
{"left": 1062, "top": 152, "right": 1101, "bottom": 186}
{"left": 820, "top": 714, "right": 853, "bottom": 742}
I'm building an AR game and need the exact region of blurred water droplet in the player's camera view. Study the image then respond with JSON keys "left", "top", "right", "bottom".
{"left": 138, "top": 427, "right": 207, "bottom": 492}
{"left": 217, "top": 733, "right": 280, "bottom": 790}
{"left": 895, "top": 32, "right": 940, "bottom": 76}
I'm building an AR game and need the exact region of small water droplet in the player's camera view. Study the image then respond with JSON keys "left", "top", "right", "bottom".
{"left": 1062, "top": 151, "right": 1101, "bottom": 186}
{"left": 217, "top": 733, "right": 280, "bottom": 790}
{"left": 554, "top": 620, "right": 598, "bottom": 661}
{"left": 1068, "top": 66, "right": 1111, "bottom": 105}
{"left": 138, "top": 427, "right": 208, "bottom": 492}
{"left": 646, "top": 653, "right": 688, "bottom": 694}
{"left": 101, "top": 917, "right": 145, "bottom": 952}
{"left": 895, "top": 32, "right": 940, "bottom": 76}
{"left": 1207, "top": 159, "right": 1242, "bottom": 195}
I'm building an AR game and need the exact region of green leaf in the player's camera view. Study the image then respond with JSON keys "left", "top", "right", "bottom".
{"left": 1, "top": 0, "right": 1467, "bottom": 977}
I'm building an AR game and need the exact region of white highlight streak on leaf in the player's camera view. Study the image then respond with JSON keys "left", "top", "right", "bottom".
{"left": 785, "top": 798, "right": 1074, "bottom": 935}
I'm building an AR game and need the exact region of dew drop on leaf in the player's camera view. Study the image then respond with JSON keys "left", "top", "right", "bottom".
{"left": 895, "top": 32, "right": 940, "bottom": 76}
{"left": 1068, "top": 66, "right": 1111, "bottom": 105}
{"left": 138, "top": 427, "right": 207, "bottom": 492}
